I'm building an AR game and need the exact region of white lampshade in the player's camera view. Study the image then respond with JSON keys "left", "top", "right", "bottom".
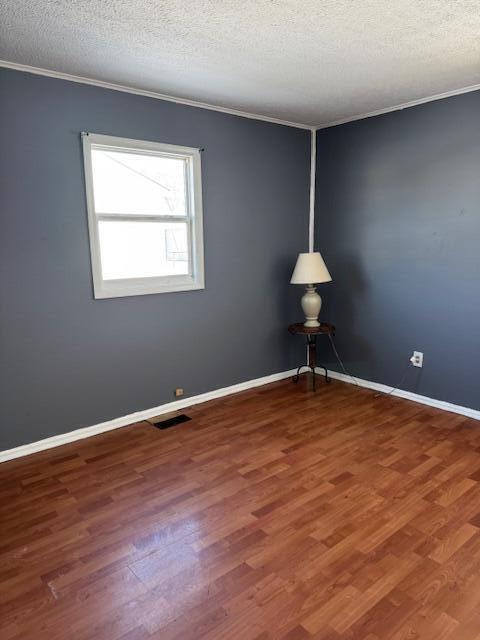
{"left": 290, "top": 252, "right": 332, "bottom": 285}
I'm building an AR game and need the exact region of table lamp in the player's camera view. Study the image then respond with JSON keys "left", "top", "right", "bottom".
{"left": 290, "top": 252, "right": 332, "bottom": 327}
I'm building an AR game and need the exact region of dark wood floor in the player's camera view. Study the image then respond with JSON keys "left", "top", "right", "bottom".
{"left": 2, "top": 376, "right": 480, "bottom": 639}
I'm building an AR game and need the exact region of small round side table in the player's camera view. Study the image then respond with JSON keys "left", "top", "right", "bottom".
{"left": 288, "top": 322, "right": 335, "bottom": 391}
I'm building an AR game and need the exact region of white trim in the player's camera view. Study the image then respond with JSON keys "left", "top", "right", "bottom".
{"left": 0, "top": 369, "right": 296, "bottom": 463}
{"left": 82, "top": 133, "right": 205, "bottom": 299}
{"left": 2, "top": 60, "right": 479, "bottom": 131}
{"left": 3, "top": 366, "right": 479, "bottom": 463}
{"left": 316, "top": 83, "right": 480, "bottom": 129}
{"left": 308, "top": 129, "right": 316, "bottom": 252}
{"left": 0, "top": 60, "right": 311, "bottom": 130}
{"left": 321, "top": 369, "right": 480, "bottom": 421}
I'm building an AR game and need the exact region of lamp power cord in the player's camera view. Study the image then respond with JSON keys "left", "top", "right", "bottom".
{"left": 327, "top": 333, "right": 412, "bottom": 398}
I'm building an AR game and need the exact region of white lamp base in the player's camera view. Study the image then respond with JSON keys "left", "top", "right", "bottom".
{"left": 301, "top": 285, "right": 322, "bottom": 327}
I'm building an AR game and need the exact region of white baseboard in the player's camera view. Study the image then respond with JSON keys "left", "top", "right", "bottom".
{"left": 3, "top": 366, "right": 479, "bottom": 464}
{"left": 323, "top": 368, "right": 480, "bottom": 421}
{"left": 0, "top": 369, "right": 296, "bottom": 463}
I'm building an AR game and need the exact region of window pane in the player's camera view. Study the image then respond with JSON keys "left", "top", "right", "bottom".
{"left": 91, "top": 148, "right": 187, "bottom": 216}
{"left": 98, "top": 220, "right": 189, "bottom": 280}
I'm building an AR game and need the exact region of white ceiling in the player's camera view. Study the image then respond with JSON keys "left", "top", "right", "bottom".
{"left": 1, "top": 1, "right": 480, "bottom": 127}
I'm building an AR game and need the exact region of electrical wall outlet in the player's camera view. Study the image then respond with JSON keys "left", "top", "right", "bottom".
{"left": 410, "top": 351, "right": 424, "bottom": 368}
{"left": 174, "top": 388, "right": 184, "bottom": 397}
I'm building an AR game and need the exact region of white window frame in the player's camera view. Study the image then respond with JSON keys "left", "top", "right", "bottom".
{"left": 82, "top": 133, "right": 205, "bottom": 299}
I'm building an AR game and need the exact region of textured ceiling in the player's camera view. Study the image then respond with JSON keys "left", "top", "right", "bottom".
{"left": 1, "top": 1, "right": 480, "bottom": 126}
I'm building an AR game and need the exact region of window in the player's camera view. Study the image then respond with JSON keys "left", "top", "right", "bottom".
{"left": 82, "top": 133, "right": 204, "bottom": 298}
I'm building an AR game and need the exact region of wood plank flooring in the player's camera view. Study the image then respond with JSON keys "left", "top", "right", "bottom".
{"left": 2, "top": 376, "right": 480, "bottom": 639}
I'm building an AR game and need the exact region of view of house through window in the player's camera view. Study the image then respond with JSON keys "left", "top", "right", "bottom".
{"left": 82, "top": 134, "right": 204, "bottom": 298}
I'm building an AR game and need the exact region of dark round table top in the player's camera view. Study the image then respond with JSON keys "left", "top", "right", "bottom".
{"left": 288, "top": 322, "right": 335, "bottom": 335}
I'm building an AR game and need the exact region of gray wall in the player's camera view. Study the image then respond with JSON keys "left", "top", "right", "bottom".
{"left": 0, "top": 68, "right": 309, "bottom": 450}
{"left": 315, "top": 90, "right": 480, "bottom": 411}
